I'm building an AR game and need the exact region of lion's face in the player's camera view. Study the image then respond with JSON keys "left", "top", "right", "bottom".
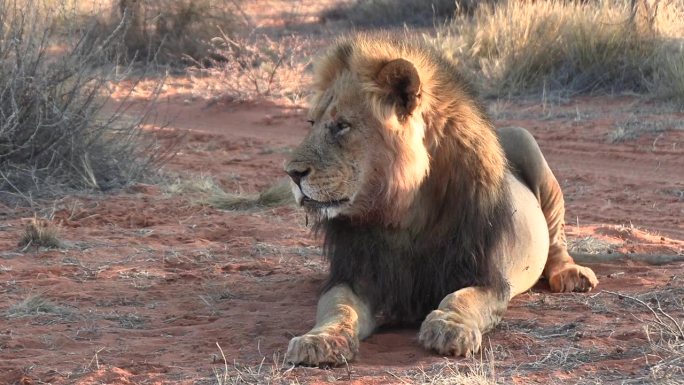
{"left": 285, "top": 72, "right": 381, "bottom": 219}
{"left": 285, "top": 59, "right": 431, "bottom": 222}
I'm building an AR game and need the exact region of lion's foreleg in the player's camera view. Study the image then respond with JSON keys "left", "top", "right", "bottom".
{"left": 418, "top": 287, "right": 507, "bottom": 356}
{"left": 286, "top": 284, "right": 374, "bottom": 366}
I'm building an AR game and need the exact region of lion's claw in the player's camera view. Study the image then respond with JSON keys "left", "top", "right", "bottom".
{"left": 286, "top": 332, "right": 357, "bottom": 367}
{"left": 549, "top": 264, "right": 598, "bottom": 293}
{"left": 418, "top": 310, "right": 482, "bottom": 356}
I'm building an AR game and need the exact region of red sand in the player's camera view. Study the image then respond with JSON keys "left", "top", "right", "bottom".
{"left": 1, "top": 94, "right": 682, "bottom": 384}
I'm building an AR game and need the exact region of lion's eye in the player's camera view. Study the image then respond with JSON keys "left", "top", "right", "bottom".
{"left": 331, "top": 121, "right": 351, "bottom": 136}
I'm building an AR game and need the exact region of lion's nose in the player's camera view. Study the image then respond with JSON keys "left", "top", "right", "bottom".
{"left": 285, "top": 165, "right": 311, "bottom": 186}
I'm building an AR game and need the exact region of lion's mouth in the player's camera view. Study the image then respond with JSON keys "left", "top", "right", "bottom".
{"left": 301, "top": 196, "right": 349, "bottom": 209}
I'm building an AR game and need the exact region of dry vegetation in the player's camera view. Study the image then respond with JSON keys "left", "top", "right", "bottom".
{"left": 17, "top": 216, "right": 62, "bottom": 249}
{"left": 162, "top": 176, "right": 293, "bottom": 211}
{"left": 605, "top": 290, "right": 684, "bottom": 384}
{"left": 204, "top": 179, "right": 293, "bottom": 211}
{"left": 433, "top": 0, "right": 684, "bottom": 100}
{"left": 112, "top": 0, "right": 238, "bottom": 65}
{"left": 6, "top": 294, "right": 73, "bottom": 322}
{"left": 45, "top": 0, "right": 239, "bottom": 65}
{"left": 321, "top": 0, "right": 460, "bottom": 27}
{"left": 190, "top": 34, "right": 313, "bottom": 104}
{"left": 3, "top": 0, "right": 682, "bottom": 203}
{"left": 0, "top": 0, "right": 165, "bottom": 205}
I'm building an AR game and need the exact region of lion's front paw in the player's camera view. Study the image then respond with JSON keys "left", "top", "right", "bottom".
{"left": 548, "top": 263, "right": 598, "bottom": 293}
{"left": 286, "top": 332, "right": 358, "bottom": 367}
{"left": 418, "top": 310, "right": 482, "bottom": 357}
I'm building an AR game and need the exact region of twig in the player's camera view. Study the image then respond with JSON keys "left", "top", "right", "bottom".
{"left": 385, "top": 369, "right": 411, "bottom": 384}
{"left": 604, "top": 290, "right": 683, "bottom": 338}
{"left": 0, "top": 170, "right": 34, "bottom": 206}
{"left": 215, "top": 342, "right": 229, "bottom": 385}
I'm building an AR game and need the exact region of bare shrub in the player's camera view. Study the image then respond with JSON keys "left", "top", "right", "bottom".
{"left": 321, "top": 0, "right": 464, "bottom": 27}
{"left": 111, "top": 0, "right": 237, "bottom": 65}
{"left": 191, "top": 33, "right": 312, "bottom": 104}
{"left": 0, "top": 0, "right": 167, "bottom": 204}
{"left": 434, "top": 0, "right": 684, "bottom": 100}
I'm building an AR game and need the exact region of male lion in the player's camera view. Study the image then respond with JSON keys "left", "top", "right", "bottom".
{"left": 283, "top": 34, "right": 598, "bottom": 366}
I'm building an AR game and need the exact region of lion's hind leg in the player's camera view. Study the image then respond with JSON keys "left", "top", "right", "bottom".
{"left": 535, "top": 165, "right": 598, "bottom": 292}
{"left": 546, "top": 262, "right": 598, "bottom": 292}
{"left": 498, "top": 126, "right": 598, "bottom": 293}
{"left": 286, "top": 284, "right": 374, "bottom": 366}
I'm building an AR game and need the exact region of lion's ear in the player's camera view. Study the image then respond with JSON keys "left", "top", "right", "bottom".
{"left": 375, "top": 58, "right": 421, "bottom": 120}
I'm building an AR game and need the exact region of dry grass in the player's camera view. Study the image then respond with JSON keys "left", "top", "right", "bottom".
{"left": 387, "top": 352, "right": 498, "bottom": 385}
{"left": 210, "top": 350, "right": 497, "bottom": 384}
{"left": 201, "top": 282, "right": 236, "bottom": 303}
{"left": 433, "top": 0, "right": 684, "bottom": 100}
{"left": 163, "top": 174, "right": 226, "bottom": 195}
{"left": 6, "top": 294, "right": 73, "bottom": 321}
{"left": 18, "top": 217, "right": 62, "bottom": 249}
{"left": 604, "top": 290, "right": 684, "bottom": 383}
{"left": 206, "top": 179, "right": 292, "bottom": 211}
{"left": 567, "top": 236, "right": 616, "bottom": 255}
{"left": 103, "top": 311, "right": 146, "bottom": 329}
{"left": 163, "top": 174, "right": 293, "bottom": 210}
{"left": 608, "top": 117, "right": 684, "bottom": 143}
{"left": 208, "top": 348, "right": 296, "bottom": 385}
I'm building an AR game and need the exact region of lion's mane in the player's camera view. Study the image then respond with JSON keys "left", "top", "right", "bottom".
{"left": 315, "top": 35, "right": 514, "bottom": 324}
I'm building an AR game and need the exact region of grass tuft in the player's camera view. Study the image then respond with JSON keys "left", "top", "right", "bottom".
{"left": 568, "top": 236, "right": 615, "bottom": 255}
{"left": 18, "top": 217, "right": 62, "bottom": 249}
{"left": 205, "top": 343, "right": 292, "bottom": 385}
{"left": 389, "top": 352, "right": 498, "bottom": 385}
{"left": 163, "top": 174, "right": 226, "bottom": 195}
{"left": 7, "top": 294, "right": 72, "bottom": 320}
{"left": 206, "top": 179, "right": 292, "bottom": 211}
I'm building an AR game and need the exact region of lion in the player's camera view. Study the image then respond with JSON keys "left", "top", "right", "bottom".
{"left": 282, "top": 33, "right": 599, "bottom": 366}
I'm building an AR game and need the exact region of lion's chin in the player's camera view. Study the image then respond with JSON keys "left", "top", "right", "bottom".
{"left": 290, "top": 182, "right": 351, "bottom": 219}
{"left": 301, "top": 196, "right": 349, "bottom": 209}
{"left": 302, "top": 196, "right": 350, "bottom": 219}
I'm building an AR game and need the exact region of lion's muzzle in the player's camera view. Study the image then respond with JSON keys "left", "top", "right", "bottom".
{"left": 285, "top": 164, "right": 311, "bottom": 187}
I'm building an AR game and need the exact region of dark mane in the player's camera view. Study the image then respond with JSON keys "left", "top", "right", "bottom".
{"left": 318, "top": 41, "right": 514, "bottom": 325}
{"left": 320, "top": 179, "right": 513, "bottom": 325}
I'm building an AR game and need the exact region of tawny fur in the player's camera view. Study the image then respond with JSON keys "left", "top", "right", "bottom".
{"left": 309, "top": 34, "right": 507, "bottom": 226}
{"left": 296, "top": 33, "right": 515, "bottom": 323}
{"left": 284, "top": 33, "right": 605, "bottom": 366}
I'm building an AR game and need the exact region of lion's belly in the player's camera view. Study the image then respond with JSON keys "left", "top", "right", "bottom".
{"left": 504, "top": 173, "right": 549, "bottom": 298}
